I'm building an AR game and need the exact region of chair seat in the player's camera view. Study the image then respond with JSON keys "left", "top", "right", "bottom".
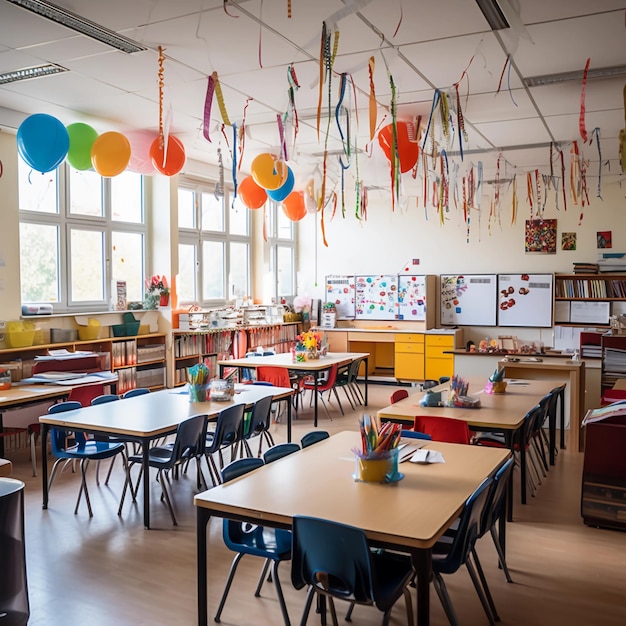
{"left": 128, "top": 445, "right": 176, "bottom": 468}
{"left": 226, "top": 524, "right": 292, "bottom": 560}
{"left": 63, "top": 439, "right": 126, "bottom": 461}
{"left": 370, "top": 550, "right": 415, "bottom": 611}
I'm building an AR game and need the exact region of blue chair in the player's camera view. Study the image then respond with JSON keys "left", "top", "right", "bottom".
{"left": 431, "top": 476, "right": 496, "bottom": 626}
{"left": 291, "top": 515, "right": 415, "bottom": 626}
{"left": 119, "top": 413, "right": 207, "bottom": 525}
{"left": 47, "top": 401, "right": 127, "bottom": 518}
{"left": 204, "top": 404, "right": 245, "bottom": 486}
{"left": 121, "top": 388, "right": 150, "bottom": 399}
{"left": 400, "top": 429, "right": 432, "bottom": 440}
{"left": 214, "top": 457, "right": 292, "bottom": 625}
{"left": 91, "top": 394, "right": 119, "bottom": 405}
{"left": 262, "top": 442, "right": 300, "bottom": 464}
{"left": 90, "top": 393, "right": 122, "bottom": 484}
{"left": 300, "top": 430, "right": 330, "bottom": 448}
{"left": 239, "top": 395, "right": 275, "bottom": 458}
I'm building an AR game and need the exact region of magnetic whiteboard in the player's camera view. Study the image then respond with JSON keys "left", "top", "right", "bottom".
{"left": 440, "top": 274, "right": 497, "bottom": 326}
{"left": 497, "top": 274, "right": 553, "bottom": 328}
{"left": 397, "top": 275, "right": 427, "bottom": 321}
{"left": 355, "top": 275, "right": 398, "bottom": 320}
{"left": 325, "top": 275, "right": 355, "bottom": 319}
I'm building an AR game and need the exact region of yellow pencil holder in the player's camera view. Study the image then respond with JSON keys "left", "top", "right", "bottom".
{"left": 354, "top": 449, "right": 401, "bottom": 483}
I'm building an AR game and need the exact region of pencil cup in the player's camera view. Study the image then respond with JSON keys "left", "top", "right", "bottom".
{"left": 354, "top": 449, "right": 401, "bottom": 483}
{"left": 189, "top": 383, "right": 209, "bottom": 402}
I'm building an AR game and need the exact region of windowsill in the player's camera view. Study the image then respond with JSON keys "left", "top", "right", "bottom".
{"left": 20, "top": 309, "right": 161, "bottom": 321}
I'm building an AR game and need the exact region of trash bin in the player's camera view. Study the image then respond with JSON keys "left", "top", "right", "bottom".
{"left": 0, "top": 478, "right": 29, "bottom": 626}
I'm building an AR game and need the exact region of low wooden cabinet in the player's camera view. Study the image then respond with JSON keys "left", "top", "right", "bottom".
{"left": 394, "top": 334, "right": 424, "bottom": 381}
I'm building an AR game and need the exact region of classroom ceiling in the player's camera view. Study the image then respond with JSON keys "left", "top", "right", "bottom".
{"left": 0, "top": 0, "right": 624, "bottom": 196}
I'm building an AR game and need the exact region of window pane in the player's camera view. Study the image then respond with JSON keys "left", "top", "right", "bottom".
{"left": 230, "top": 242, "right": 249, "bottom": 298}
{"left": 276, "top": 245, "right": 294, "bottom": 298}
{"left": 229, "top": 196, "right": 248, "bottom": 236}
{"left": 178, "top": 188, "right": 195, "bottom": 228}
{"left": 112, "top": 231, "right": 144, "bottom": 302}
{"left": 277, "top": 205, "right": 294, "bottom": 239}
{"left": 201, "top": 192, "right": 224, "bottom": 232}
{"left": 69, "top": 169, "right": 103, "bottom": 217}
{"left": 202, "top": 240, "right": 225, "bottom": 299}
{"left": 18, "top": 162, "right": 57, "bottom": 214}
{"left": 112, "top": 171, "right": 143, "bottom": 223}
{"left": 178, "top": 243, "right": 197, "bottom": 303}
{"left": 20, "top": 223, "right": 59, "bottom": 302}
{"left": 70, "top": 229, "right": 104, "bottom": 301}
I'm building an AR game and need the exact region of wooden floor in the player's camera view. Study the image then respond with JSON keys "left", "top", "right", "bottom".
{"left": 5, "top": 383, "right": 626, "bottom": 626}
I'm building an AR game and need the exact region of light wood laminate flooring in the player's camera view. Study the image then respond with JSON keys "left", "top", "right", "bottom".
{"left": 5, "top": 383, "right": 626, "bottom": 625}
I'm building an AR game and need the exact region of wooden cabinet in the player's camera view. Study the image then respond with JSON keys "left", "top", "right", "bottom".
{"left": 394, "top": 334, "right": 424, "bottom": 381}
{"left": 425, "top": 334, "right": 457, "bottom": 381}
{"left": 600, "top": 334, "right": 626, "bottom": 403}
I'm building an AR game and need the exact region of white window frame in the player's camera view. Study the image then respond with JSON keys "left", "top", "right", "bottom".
{"left": 267, "top": 200, "right": 297, "bottom": 303}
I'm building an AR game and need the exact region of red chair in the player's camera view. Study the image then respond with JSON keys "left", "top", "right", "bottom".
{"left": 413, "top": 415, "right": 471, "bottom": 445}
{"left": 390, "top": 389, "right": 409, "bottom": 404}
{"left": 301, "top": 363, "right": 343, "bottom": 419}
{"left": 256, "top": 366, "right": 301, "bottom": 419}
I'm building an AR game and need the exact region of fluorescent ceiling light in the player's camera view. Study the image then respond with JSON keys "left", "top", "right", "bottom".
{"left": 0, "top": 63, "right": 68, "bottom": 84}
{"left": 525, "top": 65, "right": 626, "bottom": 87}
{"left": 6, "top": 0, "right": 147, "bottom": 54}
{"left": 475, "top": 0, "right": 510, "bottom": 31}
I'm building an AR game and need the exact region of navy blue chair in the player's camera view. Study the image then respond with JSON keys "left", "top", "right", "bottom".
{"left": 121, "top": 388, "right": 150, "bottom": 399}
{"left": 291, "top": 515, "right": 415, "bottom": 626}
{"left": 91, "top": 394, "right": 119, "bottom": 405}
{"left": 47, "top": 401, "right": 127, "bottom": 517}
{"left": 204, "top": 404, "right": 245, "bottom": 486}
{"left": 400, "top": 429, "right": 432, "bottom": 440}
{"left": 239, "top": 395, "right": 275, "bottom": 458}
{"left": 214, "top": 457, "right": 292, "bottom": 625}
{"left": 300, "top": 430, "right": 330, "bottom": 449}
{"left": 262, "top": 442, "right": 300, "bottom": 464}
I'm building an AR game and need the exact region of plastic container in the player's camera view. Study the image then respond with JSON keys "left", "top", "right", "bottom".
{"left": 50, "top": 329, "right": 78, "bottom": 343}
{"left": 0, "top": 368, "right": 12, "bottom": 390}
{"left": 78, "top": 319, "right": 101, "bottom": 341}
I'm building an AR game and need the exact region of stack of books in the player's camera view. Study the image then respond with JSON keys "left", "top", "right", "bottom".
{"left": 597, "top": 253, "right": 626, "bottom": 273}
{"left": 573, "top": 262, "right": 599, "bottom": 274}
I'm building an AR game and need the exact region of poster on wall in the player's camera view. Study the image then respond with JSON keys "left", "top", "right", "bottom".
{"left": 355, "top": 275, "right": 398, "bottom": 320}
{"left": 397, "top": 275, "right": 427, "bottom": 321}
{"left": 324, "top": 275, "right": 355, "bottom": 319}
{"left": 497, "top": 274, "right": 553, "bottom": 327}
{"left": 525, "top": 219, "right": 557, "bottom": 254}
{"left": 440, "top": 274, "right": 497, "bottom": 326}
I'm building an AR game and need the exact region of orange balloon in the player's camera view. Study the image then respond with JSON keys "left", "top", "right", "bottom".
{"left": 238, "top": 176, "right": 268, "bottom": 209}
{"left": 91, "top": 131, "right": 131, "bottom": 177}
{"left": 150, "top": 135, "right": 186, "bottom": 176}
{"left": 377, "top": 121, "right": 419, "bottom": 173}
{"left": 250, "top": 153, "right": 288, "bottom": 190}
{"left": 282, "top": 191, "right": 307, "bottom": 222}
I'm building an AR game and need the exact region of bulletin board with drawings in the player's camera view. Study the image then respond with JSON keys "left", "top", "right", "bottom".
{"left": 497, "top": 273, "right": 553, "bottom": 327}
{"left": 397, "top": 275, "right": 427, "bottom": 321}
{"left": 324, "top": 275, "right": 356, "bottom": 319}
{"left": 440, "top": 274, "right": 497, "bottom": 326}
{"left": 355, "top": 275, "right": 399, "bottom": 320}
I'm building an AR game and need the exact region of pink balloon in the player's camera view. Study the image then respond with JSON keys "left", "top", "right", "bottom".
{"left": 126, "top": 130, "right": 158, "bottom": 175}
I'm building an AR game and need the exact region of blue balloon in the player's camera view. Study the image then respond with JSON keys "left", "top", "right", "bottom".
{"left": 17, "top": 113, "right": 69, "bottom": 173}
{"left": 266, "top": 167, "right": 294, "bottom": 202}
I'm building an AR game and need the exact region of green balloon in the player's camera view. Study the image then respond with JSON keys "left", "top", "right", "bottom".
{"left": 66, "top": 123, "right": 98, "bottom": 170}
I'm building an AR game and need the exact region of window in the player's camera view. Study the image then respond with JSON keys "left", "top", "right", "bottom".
{"left": 268, "top": 200, "right": 297, "bottom": 302}
{"left": 177, "top": 178, "right": 250, "bottom": 305}
{"left": 18, "top": 163, "right": 146, "bottom": 309}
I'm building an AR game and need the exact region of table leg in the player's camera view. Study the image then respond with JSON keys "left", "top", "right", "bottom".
{"left": 142, "top": 439, "right": 151, "bottom": 529}
{"left": 519, "top": 436, "right": 527, "bottom": 505}
{"left": 0, "top": 412, "right": 4, "bottom": 457}
{"left": 364, "top": 357, "right": 369, "bottom": 406}
{"left": 504, "top": 431, "right": 514, "bottom": 522}
{"left": 314, "top": 372, "right": 319, "bottom": 428}
{"left": 286, "top": 398, "right": 292, "bottom": 443}
{"left": 413, "top": 548, "right": 431, "bottom": 626}
{"left": 197, "top": 507, "right": 211, "bottom": 626}
{"left": 548, "top": 402, "right": 556, "bottom": 466}
{"left": 41, "top": 424, "right": 50, "bottom": 509}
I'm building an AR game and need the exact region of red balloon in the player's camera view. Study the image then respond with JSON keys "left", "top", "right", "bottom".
{"left": 282, "top": 191, "right": 307, "bottom": 222}
{"left": 238, "top": 176, "right": 268, "bottom": 209}
{"left": 377, "top": 121, "right": 419, "bottom": 173}
{"left": 150, "top": 135, "right": 186, "bottom": 176}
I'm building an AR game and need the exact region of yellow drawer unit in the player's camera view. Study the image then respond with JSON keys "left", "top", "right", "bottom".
{"left": 425, "top": 334, "right": 456, "bottom": 381}
{"left": 394, "top": 333, "right": 424, "bottom": 381}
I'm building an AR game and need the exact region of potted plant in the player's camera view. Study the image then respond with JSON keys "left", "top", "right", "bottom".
{"left": 145, "top": 275, "right": 170, "bottom": 308}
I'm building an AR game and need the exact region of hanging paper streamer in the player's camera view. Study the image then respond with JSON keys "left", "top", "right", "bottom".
{"left": 203, "top": 74, "right": 215, "bottom": 142}
{"left": 511, "top": 174, "right": 518, "bottom": 225}
{"left": 157, "top": 46, "right": 166, "bottom": 148}
{"left": 579, "top": 58, "right": 591, "bottom": 142}
{"left": 335, "top": 72, "right": 352, "bottom": 217}
{"left": 620, "top": 84, "right": 626, "bottom": 173}
{"left": 212, "top": 71, "right": 232, "bottom": 127}
{"left": 215, "top": 147, "right": 224, "bottom": 198}
{"left": 238, "top": 97, "right": 252, "bottom": 170}
{"left": 231, "top": 123, "right": 238, "bottom": 203}
{"left": 287, "top": 64, "right": 300, "bottom": 149}
{"left": 590, "top": 127, "right": 603, "bottom": 199}
{"left": 368, "top": 56, "right": 377, "bottom": 142}
{"left": 276, "top": 113, "right": 288, "bottom": 161}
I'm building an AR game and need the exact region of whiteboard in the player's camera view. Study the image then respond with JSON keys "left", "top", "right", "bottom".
{"left": 355, "top": 275, "right": 398, "bottom": 320}
{"left": 397, "top": 275, "right": 427, "bottom": 321}
{"left": 440, "top": 274, "right": 497, "bottom": 326}
{"left": 497, "top": 274, "right": 553, "bottom": 327}
{"left": 325, "top": 275, "right": 355, "bottom": 319}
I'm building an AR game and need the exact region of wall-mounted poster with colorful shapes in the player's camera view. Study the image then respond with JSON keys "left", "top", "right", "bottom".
{"left": 355, "top": 275, "right": 398, "bottom": 320}
{"left": 397, "top": 275, "right": 427, "bottom": 321}
{"left": 497, "top": 274, "right": 553, "bottom": 328}
{"left": 325, "top": 275, "right": 355, "bottom": 319}
{"left": 525, "top": 219, "right": 557, "bottom": 254}
{"left": 440, "top": 274, "right": 497, "bottom": 326}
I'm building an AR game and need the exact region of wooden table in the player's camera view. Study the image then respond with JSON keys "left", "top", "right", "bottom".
{"left": 218, "top": 352, "right": 369, "bottom": 427}
{"left": 378, "top": 377, "right": 555, "bottom": 509}
{"left": 0, "top": 385, "right": 71, "bottom": 456}
{"left": 39, "top": 384, "right": 294, "bottom": 529}
{"left": 194, "top": 430, "right": 509, "bottom": 626}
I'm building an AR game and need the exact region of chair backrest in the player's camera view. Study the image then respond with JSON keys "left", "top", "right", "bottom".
{"left": 291, "top": 515, "right": 375, "bottom": 605}
{"left": 167, "top": 414, "right": 208, "bottom": 469}
{"left": 479, "top": 457, "right": 514, "bottom": 538}
{"left": 413, "top": 415, "right": 471, "bottom": 444}
{"left": 401, "top": 429, "right": 432, "bottom": 441}
{"left": 390, "top": 389, "right": 409, "bottom": 404}
{"left": 122, "top": 388, "right": 150, "bottom": 399}
{"left": 245, "top": 395, "right": 273, "bottom": 439}
{"left": 221, "top": 457, "right": 264, "bottom": 483}
{"left": 303, "top": 364, "right": 339, "bottom": 392}
{"left": 48, "top": 401, "right": 84, "bottom": 453}
{"left": 256, "top": 366, "right": 292, "bottom": 388}
{"left": 206, "top": 404, "right": 245, "bottom": 453}
{"left": 263, "top": 442, "right": 300, "bottom": 463}
{"left": 301, "top": 430, "right": 330, "bottom": 448}
{"left": 421, "top": 380, "right": 439, "bottom": 390}
{"left": 434, "top": 477, "right": 493, "bottom": 575}
{"left": 91, "top": 394, "right": 119, "bottom": 405}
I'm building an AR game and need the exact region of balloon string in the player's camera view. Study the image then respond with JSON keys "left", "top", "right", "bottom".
{"left": 158, "top": 46, "right": 165, "bottom": 146}
{"left": 579, "top": 58, "right": 590, "bottom": 142}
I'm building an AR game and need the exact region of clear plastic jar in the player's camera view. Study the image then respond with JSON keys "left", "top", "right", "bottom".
{"left": 0, "top": 368, "right": 12, "bottom": 390}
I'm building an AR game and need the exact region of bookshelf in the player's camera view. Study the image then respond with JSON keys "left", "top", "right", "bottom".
{"left": 600, "top": 334, "right": 626, "bottom": 402}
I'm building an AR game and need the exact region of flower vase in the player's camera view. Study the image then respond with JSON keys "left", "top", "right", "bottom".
{"left": 159, "top": 293, "right": 170, "bottom": 307}
{"left": 307, "top": 349, "right": 320, "bottom": 360}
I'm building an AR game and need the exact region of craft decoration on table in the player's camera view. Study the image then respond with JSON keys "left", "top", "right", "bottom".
{"left": 293, "top": 330, "right": 322, "bottom": 361}
{"left": 354, "top": 414, "right": 403, "bottom": 483}
{"left": 484, "top": 367, "right": 507, "bottom": 394}
{"left": 448, "top": 375, "right": 481, "bottom": 408}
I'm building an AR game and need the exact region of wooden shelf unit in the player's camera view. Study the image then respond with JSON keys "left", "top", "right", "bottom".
{"left": 600, "top": 334, "right": 626, "bottom": 402}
